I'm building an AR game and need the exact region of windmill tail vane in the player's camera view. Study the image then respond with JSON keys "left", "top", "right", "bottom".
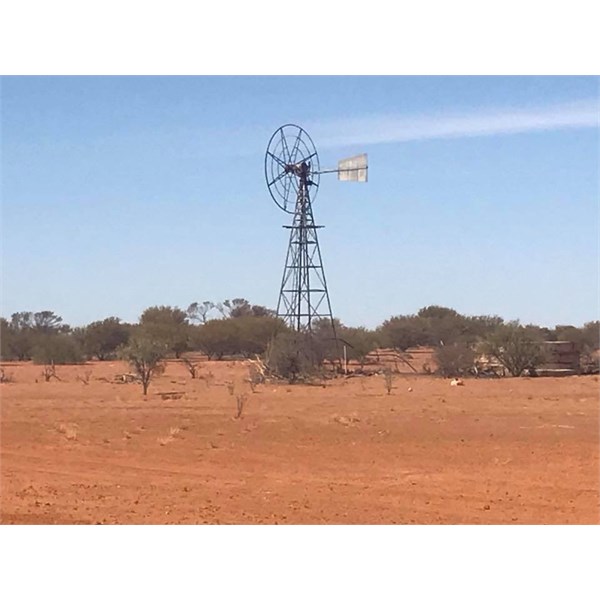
{"left": 317, "top": 154, "right": 369, "bottom": 181}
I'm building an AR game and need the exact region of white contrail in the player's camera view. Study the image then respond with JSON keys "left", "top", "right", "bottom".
{"left": 310, "top": 99, "right": 599, "bottom": 148}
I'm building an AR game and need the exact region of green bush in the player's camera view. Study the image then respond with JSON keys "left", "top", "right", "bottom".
{"left": 192, "top": 318, "right": 240, "bottom": 359}
{"left": 338, "top": 326, "right": 378, "bottom": 366}
{"left": 83, "top": 317, "right": 131, "bottom": 360}
{"left": 265, "top": 331, "right": 324, "bottom": 383}
{"left": 31, "top": 335, "right": 84, "bottom": 365}
{"left": 481, "top": 323, "right": 546, "bottom": 377}
{"left": 119, "top": 335, "right": 167, "bottom": 395}
{"left": 140, "top": 306, "right": 190, "bottom": 357}
{"left": 192, "top": 316, "right": 287, "bottom": 359}
{"left": 378, "top": 315, "right": 432, "bottom": 351}
{"left": 434, "top": 343, "right": 476, "bottom": 377}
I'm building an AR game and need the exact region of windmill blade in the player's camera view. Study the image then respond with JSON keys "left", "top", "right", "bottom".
{"left": 337, "top": 153, "right": 368, "bottom": 182}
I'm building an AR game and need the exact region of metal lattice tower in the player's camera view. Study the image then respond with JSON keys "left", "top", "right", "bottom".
{"left": 277, "top": 162, "right": 333, "bottom": 331}
{"left": 264, "top": 124, "right": 368, "bottom": 335}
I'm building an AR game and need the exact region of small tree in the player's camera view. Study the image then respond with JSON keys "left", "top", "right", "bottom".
{"left": 582, "top": 321, "right": 600, "bottom": 350}
{"left": 193, "top": 318, "right": 240, "bottom": 359}
{"left": 5, "top": 313, "right": 36, "bottom": 360}
{"left": 434, "top": 343, "right": 476, "bottom": 377}
{"left": 119, "top": 336, "right": 167, "bottom": 395}
{"left": 182, "top": 357, "right": 201, "bottom": 379}
{"left": 139, "top": 306, "right": 189, "bottom": 358}
{"left": 481, "top": 323, "right": 546, "bottom": 377}
{"left": 83, "top": 317, "right": 130, "bottom": 360}
{"left": 226, "top": 298, "right": 252, "bottom": 318}
{"left": 32, "top": 311, "right": 64, "bottom": 333}
{"left": 31, "top": 335, "right": 84, "bottom": 365}
{"left": 236, "top": 316, "right": 287, "bottom": 356}
{"left": 339, "top": 326, "right": 378, "bottom": 367}
{"left": 378, "top": 315, "right": 432, "bottom": 351}
{"left": 186, "top": 301, "right": 215, "bottom": 324}
{"left": 216, "top": 298, "right": 275, "bottom": 319}
{"left": 41, "top": 363, "right": 61, "bottom": 382}
{"left": 265, "top": 331, "right": 323, "bottom": 383}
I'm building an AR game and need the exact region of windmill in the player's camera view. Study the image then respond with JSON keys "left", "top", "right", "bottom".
{"left": 264, "top": 123, "right": 368, "bottom": 342}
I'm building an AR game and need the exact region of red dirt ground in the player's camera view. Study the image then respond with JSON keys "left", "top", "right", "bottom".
{"left": 1, "top": 359, "right": 598, "bottom": 524}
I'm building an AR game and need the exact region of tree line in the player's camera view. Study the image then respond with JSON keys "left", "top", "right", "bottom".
{"left": 0, "top": 300, "right": 282, "bottom": 364}
{"left": 1, "top": 301, "right": 598, "bottom": 381}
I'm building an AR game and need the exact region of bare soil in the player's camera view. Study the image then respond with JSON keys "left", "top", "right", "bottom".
{"left": 1, "top": 359, "right": 598, "bottom": 524}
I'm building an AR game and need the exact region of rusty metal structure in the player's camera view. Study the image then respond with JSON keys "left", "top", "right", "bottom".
{"left": 264, "top": 124, "right": 367, "bottom": 336}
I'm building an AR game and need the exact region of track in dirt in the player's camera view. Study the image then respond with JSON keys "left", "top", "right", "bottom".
{"left": 1, "top": 360, "right": 598, "bottom": 524}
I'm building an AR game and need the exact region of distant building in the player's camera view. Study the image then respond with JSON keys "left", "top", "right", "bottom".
{"left": 537, "top": 341, "right": 580, "bottom": 376}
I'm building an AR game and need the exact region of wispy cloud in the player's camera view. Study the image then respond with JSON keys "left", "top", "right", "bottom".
{"left": 310, "top": 99, "right": 599, "bottom": 148}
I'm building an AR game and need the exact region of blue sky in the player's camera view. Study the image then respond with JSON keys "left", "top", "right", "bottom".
{"left": 1, "top": 76, "right": 598, "bottom": 329}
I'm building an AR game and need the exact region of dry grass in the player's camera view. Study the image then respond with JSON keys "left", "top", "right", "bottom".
{"left": 235, "top": 393, "right": 248, "bottom": 419}
{"left": 157, "top": 436, "right": 174, "bottom": 446}
{"left": 76, "top": 369, "right": 92, "bottom": 385}
{"left": 247, "top": 364, "right": 264, "bottom": 393}
{"left": 56, "top": 422, "right": 78, "bottom": 441}
{"left": 157, "top": 426, "right": 182, "bottom": 446}
{"left": 383, "top": 367, "right": 394, "bottom": 395}
{"left": 199, "top": 370, "right": 215, "bottom": 387}
{"left": 332, "top": 414, "right": 361, "bottom": 426}
{"left": 42, "top": 364, "right": 61, "bottom": 382}
{"left": 0, "top": 368, "right": 15, "bottom": 384}
{"left": 182, "top": 357, "right": 201, "bottom": 379}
